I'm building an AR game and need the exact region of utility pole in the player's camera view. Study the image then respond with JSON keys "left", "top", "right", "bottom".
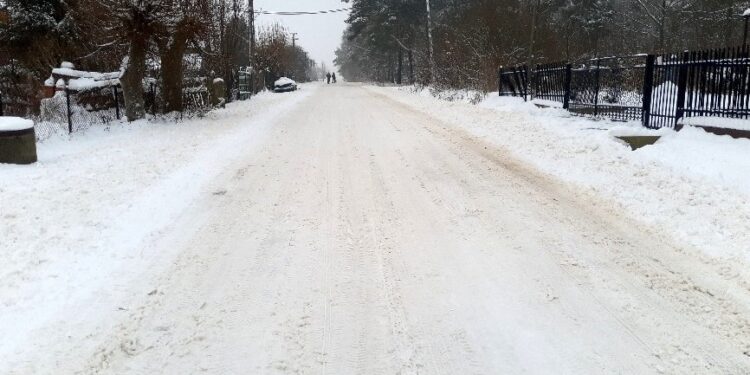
{"left": 425, "top": 0, "right": 436, "bottom": 84}
{"left": 248, "top": 0, "right": 255, "bottom": 58}
{"left": 248, "top": 0, "right": 256, "bottom": 93}
{"left": 291, "top": 33, "right": 298, "bottom": 79}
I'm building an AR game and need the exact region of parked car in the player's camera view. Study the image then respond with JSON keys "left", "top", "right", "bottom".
{"left": 273, "top": 77, "right": 297, "bottom": 93}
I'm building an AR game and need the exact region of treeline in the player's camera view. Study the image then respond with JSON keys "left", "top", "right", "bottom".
{"left": 0, "top": 0, "right": 318, "bottom": 120}
{"left": 335, "top": 0, "right": 750, "bottom": 91}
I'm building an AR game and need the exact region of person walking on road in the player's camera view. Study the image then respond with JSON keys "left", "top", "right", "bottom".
{"left": 332, "top": 73, "right": 337, "bottom": 83}
{"left": 326, "top": 73, "right": 331, "bottom": 84}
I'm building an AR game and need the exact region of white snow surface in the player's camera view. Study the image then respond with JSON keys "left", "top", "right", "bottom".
{"left": 373, "top": 86, "right": 750, "bottom": 262}
{"left": 274, "top": 77, "right": 296, "bottom": 86}
{"left": 681, "top": 116, "right": 750, "bottom": 131}
{"left": 0, "top": 117, "right": 34, "bottom": 131}
{"left": 0, "top": 89, "right": 312, "bottom": 372}
{"left": 49, "top": 66, "right": 121, "bottom": 91}
{"left": 531, "top": 98, "right": 564, "bottom": 108}
{"left": 50, "top": 67, "right": 120, "bottom": 81}
{"left": 2, "top": 83, "right": 750, "bottom": 373}
{"left": 608, "top": 124, "right": 674, "bottom": 137}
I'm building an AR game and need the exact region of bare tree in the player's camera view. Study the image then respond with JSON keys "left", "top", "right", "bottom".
{"left": 156, "top": 0, "right": 208, "bottom": 113}
{"left": 100, "top": 0, "right": 168, "bottom": 121}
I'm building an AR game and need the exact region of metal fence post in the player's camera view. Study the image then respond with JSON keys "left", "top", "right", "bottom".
{"left": 113, "top": 85, "right": 121, "bottom": 120}
{"left": 563, "top": 63, "right": 572, "bottom": 109}
{"left": 533, "top": 64, "right": 539, "bottom": 102}
{"left": 642, "top": 55, "right": 655, "bottom": 128}
{"left": 674, "top": 51, "right": 690, "bottom": 126}
{"left": 497, "top": 66, "right": 503, "bottom": 96}
{"left": 65, "top": 82, "right": 73, "bottom": 134}
{"left": 150, "top": 83, "right": 156, "bottom": 116}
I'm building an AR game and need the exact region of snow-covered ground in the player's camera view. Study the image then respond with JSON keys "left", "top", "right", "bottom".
{"left": 0, "top": 88, "right": 312, "bottom": 372}
{"left": 371, "top": 85, "right": 750, "bottom": 262}
{"left": 2, "top": 83, "right": 750, "bottom": 373}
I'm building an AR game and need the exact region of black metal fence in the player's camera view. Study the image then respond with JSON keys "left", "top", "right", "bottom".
{"left": 499, "top": 45, "right": 750, "bottom": 129}
{"left": 569, "top": 55, "right": 646, "bottom": 122}
{"left": 498, "top": 65, "right": 529, "bottom": 99}
{"left": 533, "top": 62, "right": 570, "bottom": 108}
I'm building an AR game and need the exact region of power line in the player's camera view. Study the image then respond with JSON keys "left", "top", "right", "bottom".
{"left": 254, "top": 7, "right": 350, "bottom": 16}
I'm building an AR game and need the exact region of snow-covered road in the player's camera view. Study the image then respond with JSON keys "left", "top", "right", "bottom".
{"left": 3, "top": 83, "right": 750, "bottom": 374}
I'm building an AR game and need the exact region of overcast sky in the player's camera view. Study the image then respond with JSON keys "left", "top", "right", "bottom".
{"left": 255, "top": 0, "right": 350, "bottom": 73}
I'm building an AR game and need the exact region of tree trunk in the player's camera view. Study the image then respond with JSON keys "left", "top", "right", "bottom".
{"left": 160, "top": 29, "right": 191, "bottom": 113}
{"left": 657, "top": 0, "right": 666, "bottom": 53}
{"left": 408, "top": 48, "right": 414, "bottom": 84}
{"left": 120, "top": 38, "right": 148, "bottom": 122}
{"left": 397, "top": 48, "right": 403, "bottom": 85}
{"left": 425, "top": 0, "right": 436, "bottom": 83}
{"left": 526, "top": 0, "right": 539, "bottom": 76}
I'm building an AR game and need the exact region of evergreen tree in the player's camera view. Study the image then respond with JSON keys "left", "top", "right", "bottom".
{"left": 0, "top": 0, "right": 85, "bottom": 77}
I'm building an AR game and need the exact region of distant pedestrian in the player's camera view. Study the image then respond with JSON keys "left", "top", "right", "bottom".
{"left": 326, "top": 72, "right": 331, "bottom": 84}
{"left": 332, "top": 73, "right": 337, "bottom": 83}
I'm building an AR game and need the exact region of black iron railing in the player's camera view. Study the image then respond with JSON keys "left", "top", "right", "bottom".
{"left": 499, "top": 45, "right": 750, "bottom": 129}
{"left": 498, "top": 65, "right": 529, "bottom": 100}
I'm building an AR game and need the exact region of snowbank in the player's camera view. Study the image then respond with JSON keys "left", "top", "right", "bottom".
{"left": 368, "top": 85, "right": 750, "bottom": 261}
{"left": 0, "top": 117, "right": 34, "bottom": 131}
{"left": 680, "top": 116, "right": 750, "bottom": 131}
{"left": 531, "top": 98, "right": 564, "bottom": 108}
{"left": 0, "top": 88, "right": 314, "bottom": 371}
{"left": 608, "top": 124, "right": 673, "bottom": 137}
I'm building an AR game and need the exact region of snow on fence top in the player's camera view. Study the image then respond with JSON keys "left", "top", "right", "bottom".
{"left": 46, "top": 62, "right": 121, "bottom": 91}
{"left": 0, "top": 117, "right": 34, "bottom": 131}
{"left": 680, "top": 117, "right": 750, "bottom": 131}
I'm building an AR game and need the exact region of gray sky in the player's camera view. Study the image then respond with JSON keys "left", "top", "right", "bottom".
{"left": 255, "top": 0, "right": 350, "bottom": 73}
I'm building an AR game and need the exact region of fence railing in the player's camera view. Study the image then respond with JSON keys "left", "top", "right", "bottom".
{"left": 499, "top": 45, "right": 750, "bottom": 129}
{"left": 498, "top": 65, "right": 529, "bottom": 100}
{"left": 534, "top": 62, "right": 570, "bottom": 108}
{"left": 0, "top": 78, "right": 221, "bottom": 141}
